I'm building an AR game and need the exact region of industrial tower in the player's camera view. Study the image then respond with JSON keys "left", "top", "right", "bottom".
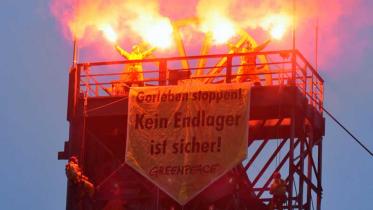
{"left": 59, "top": 18, "right": 325, "bottom": 210}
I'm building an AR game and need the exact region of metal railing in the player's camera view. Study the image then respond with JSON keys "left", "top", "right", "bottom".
{"left": 67, "top": 50, "right": 324, "bottom": 119}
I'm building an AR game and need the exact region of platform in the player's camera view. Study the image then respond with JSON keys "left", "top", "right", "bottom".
{"left": 59, "top": 50, "right": 325, "bottom": 210}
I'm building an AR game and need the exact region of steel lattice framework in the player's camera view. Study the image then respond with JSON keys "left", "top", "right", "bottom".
{"left": 59, "top": 49, "right": 324, "bottom": 210}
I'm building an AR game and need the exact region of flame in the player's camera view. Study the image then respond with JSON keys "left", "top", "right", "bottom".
{"left": 260, "top": 14, "right": 291, "bottom": 40}
{"left": 200, "top": 14, "right": 237, "bottom": 45}
{"left": 129, "top": 15, "right": 174, "bottom": 49}
{"left": 52, "top": 0, "right": 293, "bottom": 49}
{"left": 197, "top": 0, "right": 237, "bottom": 45}
{"left": 50, "top": 0, "right": 174, "bottom": 48}
{"left": 99, "top": 25, "right": 118, "bottom": 43}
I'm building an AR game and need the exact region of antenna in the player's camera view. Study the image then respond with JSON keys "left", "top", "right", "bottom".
{"left": 72, "top": 38, "right": 78, "bottom": 67}
{"left": 315, "top": 18, "right": 319, "bottom": 72}
{"left": 72, "top": 0, "right": 79, "bottom": 67}
{"left": 292, "top": 0, "right": 296, "bottom": 51}
{"left": 315, "top": 0, "right": 321, "bottom": 72}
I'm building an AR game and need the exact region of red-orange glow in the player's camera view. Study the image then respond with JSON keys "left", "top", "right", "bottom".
{"left": 50, "top": 0, "right": 173, "bottom": 49}
{"left": 50, "top": 0, "right": 364, "bottom": 68}
{"left": 99, "top": 25, "right": 118, "bottom": 43}
{"left": 197, "top": 0, "right": 237, "bottom": 45}
{"left": 200, "top": 14, "right": 237, "bottom": 44}
{"left": 260, "top": 14, "right": 292, "bottom": 40}
{"left": 129, "top": 15, "right": 174, "bottom": 49}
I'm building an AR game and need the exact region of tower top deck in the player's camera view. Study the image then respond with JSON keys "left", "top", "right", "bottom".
{"left": 67, "top": 49, "right": 323, "bottom": 119}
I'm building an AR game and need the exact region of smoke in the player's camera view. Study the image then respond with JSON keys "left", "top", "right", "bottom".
{"left": 51, "top": 0, "right": 369, "bottom": 68}
{"left": 51, "top": 0, "right": 118, "bottom": 39}
{"left": 193, "top": 0, "right": 370, "bottom": 69}
{"left": 195, "top": 0, "right": 290, "bottom": 29}
{"left": 195, "top": 0, "right": 237, "bottom": 44}
{"left": 50, "top": 0, "right": 170, "bottom": 46}
{"left": 125, "top": 1, "right": 174, "bottom": 48}
{"left": 196, "top": 0, "right": 231, "bottom": 21}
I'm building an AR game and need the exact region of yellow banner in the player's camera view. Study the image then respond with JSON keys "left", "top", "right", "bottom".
{"left": 125, "top": 82, "right": 251, "bottom": 205}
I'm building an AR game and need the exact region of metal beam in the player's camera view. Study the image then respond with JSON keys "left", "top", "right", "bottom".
{"left": 257, "top": 139, "right": 300, "bottom": 198}
{"left": 245, "top": 138, "right": 270, "bottom": 170}
{"left": 252, "top": 138, "right": 287, "bottom": 186}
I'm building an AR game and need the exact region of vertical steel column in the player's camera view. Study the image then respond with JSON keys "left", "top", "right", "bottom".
{"left": 75, "top": 66, "right": 81, "bottom": 116}
{"left": 288, "top": 121, "right": 295, "bottom": 209}
{"left": 67, "top": 65, "right": 81, "bottom": 120}
{"left": 226, "top": 55, "right": 232, "bottom": 83}
{"left": 80, "top": 95, "right": 88, "bottom": 172}
{"left": 159, "top": 60, "right": 168, "bottom": 86}
{"left": 67, "top": 67, "right": 76, "bottom": 121}
{"left": 298, "top": 133, "right": 305, "bottom": 209}
{"left": 317, "top": 140, "right": 323, "bottom": 210}
{"left": 306, "top": 128, "right": 314, "bottom": 210}
{"left": 288, "top": 50, "right": 297, "bottom": 210}
{"left": 311, "top": 74, "right": 314, "bottom": 108}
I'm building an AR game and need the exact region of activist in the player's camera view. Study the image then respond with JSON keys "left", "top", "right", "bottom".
{"left": 65, "top": 156, "right": 95, "bottom": 208}
{"left": 115, "top": 43, "right": 156, "bottom": 85}
{"left": 105, "top": 43, "right": 156, "bottom": 95}
{"left": 269, "top": 172, "right": 287, "bottom": 210}
{"left": 229, "top": 39, "right": 270, "bottom": 85}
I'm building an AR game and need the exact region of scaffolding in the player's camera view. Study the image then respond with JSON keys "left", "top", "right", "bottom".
{"left": 59, "top": 49, "right": 324, "bottom": 210}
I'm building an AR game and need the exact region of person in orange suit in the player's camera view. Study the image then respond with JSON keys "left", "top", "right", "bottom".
{"left": 229, "top": 40, "right": 270, "bottom": 84}
{"left": 65, "top": 156, "right": 94, "bottom": 197}
{"left": 115, "top": 43, "right": 156, "bottom": 85}
{"left": 269, "top": 172, "right": 287, "bottom": 210}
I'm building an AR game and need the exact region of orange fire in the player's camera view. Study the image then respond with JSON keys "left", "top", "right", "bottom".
{"left": 197, "top": 0, "right": 237, "bottom": 45}
{"left": 129, "top": 15, "right": 174, "bottom": 49}
{"left": 52, "top": 0, "right": 294, "bottom": 51}
{"left": 99, "top": 24, "right": 118, "bottom": 43}
{"left": 200, "top": 14, "right": 237, "bottom": 44}
{"left": 260, "top": 14, "right": 292, "bottom": 40}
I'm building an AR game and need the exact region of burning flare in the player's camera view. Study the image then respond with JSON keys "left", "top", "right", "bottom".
{"left": 99, "top": 25, "right": 118, "bottom": 43}
{"left": 51, "top": 0, "right": 293, "bottom": 51}
{"left": 197, "top": 0, "right": 237, "bottom": 45}
{"left": 50, "top": 0, "right": 174, "bottom": 49}
{"left": 260, "top": 14, "right": 291, "bottom": 40}
{"left": 200, "top": 14, "right": 237, "bottom": 44}
{"left": 129, "top": 15, "right": 174, "bottom": 49}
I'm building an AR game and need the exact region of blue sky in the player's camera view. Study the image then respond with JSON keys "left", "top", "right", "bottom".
{"left": 0, "top": 0, "right": 372, "bottom": 209}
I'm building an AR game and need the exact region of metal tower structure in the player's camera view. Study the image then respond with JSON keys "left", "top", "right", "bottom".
{"left": 59, "top": 20, "right": 324, "bottom": 210}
